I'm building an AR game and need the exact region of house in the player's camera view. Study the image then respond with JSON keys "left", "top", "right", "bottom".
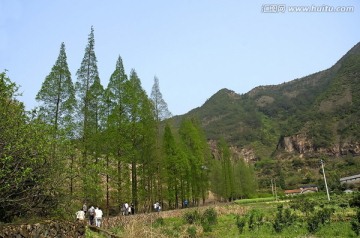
{"left": 340, "top": 174, "right": 360, "bottom": 185}
{"left": 284, "top": 185, "right": 318, "bottom": 196}
{"left": 284, "top": 189, "right": 302, "bottom": 196}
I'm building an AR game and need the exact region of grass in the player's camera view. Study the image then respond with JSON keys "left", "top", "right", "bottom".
{"left": 86, "top": 194, "right": 360, "bottom": 237}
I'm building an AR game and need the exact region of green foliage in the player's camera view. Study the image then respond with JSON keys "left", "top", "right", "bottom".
{"left": 183, "top": 210, "right": 201, "bottom": 224}
{"left": 201, "top": 208, "right": 218, "bottom": 231}
{"left": 186, "top": 226, "right": 197, "bottom": 238}
{"left": 307, "top": 207, "right": 334, "bottom": 233}
{"left": 273, "top": 204, "right": 297, "bottom": 233}
{"left": 289, "top": 197, "right": 316, "bottom": 215}
{"left": 36, "top": 42, "right": 76, "bottom": 137}
{"left": 247, "top": 209, "right": 264, "bottom": 231}
{"left": 350, "top": 193, "right": 360, "bottom": 208}
{"left": 153, "top": 217, "right": 165, "bottom": 228}
{"left": 351, "top": 209, "right": 360, "bottom": 236}
{"left": 235, "top": 215, "right": 246, "bottom": 234}
{"left": 0, "top": 72, "right": 59, "bottom": 222}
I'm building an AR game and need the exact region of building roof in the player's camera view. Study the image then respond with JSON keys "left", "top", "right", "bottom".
{"left": 284, "top": 189, "right": 301, "bottom": 194}
{"left": 340, "top": 174, "right": 360, "bottom": 182}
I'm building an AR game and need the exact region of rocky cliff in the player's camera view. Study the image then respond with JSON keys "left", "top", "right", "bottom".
{"left": 277, "top": 134, "right": 360, "bottom": 157}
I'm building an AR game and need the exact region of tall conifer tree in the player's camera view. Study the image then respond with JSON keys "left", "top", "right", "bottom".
{"left": 36, "top": 42, "right": 75, "bottom": 139}
{"left": 151, "top": 76, "right": 171, "bottom": 121}
{"left": 75, "top": 26, "right": 101, "bottom": 202}
{"left": 106, "top": 56, "right": 130, "bottom": 209}
{"left": 75, "top": 26, "right": 100, "bottom": 145}
{"left": 150, "top": 76, "right": 172, "bottom": 205}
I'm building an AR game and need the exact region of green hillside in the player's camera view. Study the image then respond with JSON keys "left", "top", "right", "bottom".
{"left": 174, "top": 42, "right": 360, "bottom": 190}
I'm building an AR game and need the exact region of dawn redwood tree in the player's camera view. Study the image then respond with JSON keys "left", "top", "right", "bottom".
{"left": 105, "top": 56, "right": 131, "bottom": 209}
{"left": 150, "top": 76, "right": 172, "bottom": 206}
{"left": 179, "top": 118, "right": 210, "bottom": 205}
{"left": 126, "top": 69, "right": 156, "bottom": 212}
{"left": 163, "top": 124, "right": 179, "bottom": 208}
{"left": 35, "top": 42, "right": 77, "bottom": 198}
{"left": 84, "top": 77, "right": 106, "bottom": 202}
{"left": 36, "top": 42, "right": 76, "bottom": 146}
{"left": 234, "top": 157, "right": 257, "bottom": 198}
{"left": 75, "top": 26, "right": 101, "bottom": 202}
{"left": 151, "top": 76, "right": 172, "bottom": 121}
{"left": 218, "top": 138, "right": 235, "bottom": 201}
{"left": 75, "top": 26, "right": 100, "bottom": 151}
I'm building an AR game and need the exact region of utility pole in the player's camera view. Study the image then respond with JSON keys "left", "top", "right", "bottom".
{"left": 320, "top": 159, "right": 330, "bottom": 201}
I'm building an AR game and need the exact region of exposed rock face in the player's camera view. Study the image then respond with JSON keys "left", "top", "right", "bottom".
{"left": 278, "top": 134, "right": 360, "bottom": 156}
{"left": 208, "top": 140, "right": 257, "bottom": 163}
{"left": 0, "top": 220, "right": 85, "bottom": 238}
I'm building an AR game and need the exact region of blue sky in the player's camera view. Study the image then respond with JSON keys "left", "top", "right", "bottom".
{"left": 1, "top": 0, "right": 359, "bottom": 115}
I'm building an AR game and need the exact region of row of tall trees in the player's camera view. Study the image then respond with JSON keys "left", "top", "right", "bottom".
{"left": 1, "top": 27, "right": 257, "bottom": 222}
{"left": 210, "top": 138, "right": 257, "bottom": 201}
{"left": 34, "top": 27, "right": 215, "bottom": 214}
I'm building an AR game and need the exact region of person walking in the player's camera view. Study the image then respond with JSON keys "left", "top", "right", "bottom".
{"left": 130, "top": 203, "right": 135, "bottom": 215}
{"left": 88, "top": 206, "right": 95, "bottom": 225}
{"left": 95, "top": 207, "right": 103, "bottom": 227}
{"left": 76, "top": 209, "right": 85, "bottom": 221}
{"left": 124, "top": 202, "right": 129, "bottom": 216}
{"left": 82, "top": 202, "right": 87, "bottom": 215}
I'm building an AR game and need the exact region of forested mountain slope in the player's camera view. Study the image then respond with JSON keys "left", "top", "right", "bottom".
{"left": 173, "top": 42, "right": 360, "bottom": 189}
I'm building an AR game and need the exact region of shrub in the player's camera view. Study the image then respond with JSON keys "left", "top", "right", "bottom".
{"left": 290, "top": 197, "right": 316, "bottom": 216}
{"left": 247, "top": 209, "right": 264, "bottom": 231}
{"left": 307, "top": 207, "right": 334, "bottom": 233}
{"left": 187, "top": 226, "right": 197, "bottom": 238}
{"left": 350, "top": 193, "right": 360, "bottom": 208}
{"left": 307, "top": 215, "right": 321, "bottom": 233}
{"left": 317, "top": 207, "right": 334, "bottom": 224}
{"left": 183, "top": 210, "right": 201, "bottom": 224}
{"left": 235, "top": 215, "right": 246, "bottom": 234}
{"left": 273, "top": 204, "right": 297, "bottom": 233}
{"left": 351, "top": 209, "right": 360, "bottom": 236}
{"left": 201, "top": 208, "right": 217, "bottom": 232}
{"left": 202, "top": 208, "right": 217, "bottom": 226}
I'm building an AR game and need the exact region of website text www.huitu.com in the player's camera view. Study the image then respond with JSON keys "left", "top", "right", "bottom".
{"left": 261, "top": 4, "right": 355, "bottom": 13}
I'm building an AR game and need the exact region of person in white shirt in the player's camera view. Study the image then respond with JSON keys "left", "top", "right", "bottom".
{"left": 76, "top": 209, "right": 85, "bottom": 221}
{"left": 95, "top": 207, "right": 103, "bottom": 227}
{"left": 124, "top": 202, "right": 129, "bottom": 215}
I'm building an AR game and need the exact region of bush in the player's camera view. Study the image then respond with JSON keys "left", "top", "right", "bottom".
{"left": 290, "top": 197, "right": 316, "bottom": 216}
{"left": 273, "top": 204, "right": 297, "bottom": 233}
{"left": 307, "top": 207, "right": 334, "bottom": 233}
{"left": 350, "top": 193, "right": 360, "bottom": 208}
{"left": 187, "top": 226, "right": 197, "bottom": 238}
{"left": 183, "top": 210, "right": 201, "bottom": 224}
{"left": 201, "top": 208, "right": 217, "bottom": 232}
{"left": 351, "top": 209, "right": 360, "bottom": 236}
{"left": 235, "top": 215, "right": 246, "bottom": 234}
{"left": 247, "top": 209, "right": 264, "bottom": 231}
{"left": 202, "top": 208, "right": 217, "bottom": 226}
{"left": 307, "top": 215, "right": 321, "bottom": 233}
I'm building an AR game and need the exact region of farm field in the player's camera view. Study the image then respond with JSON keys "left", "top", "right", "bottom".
{"left": 86, "top": 192, "right": 360, "bottom": 238}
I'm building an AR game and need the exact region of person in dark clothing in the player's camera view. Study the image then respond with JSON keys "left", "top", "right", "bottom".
{"left": 131, "top": 203, "right": 135, "bottom": 215}
{"left": 88, "top": 206, "right": 95, "bottom": 225}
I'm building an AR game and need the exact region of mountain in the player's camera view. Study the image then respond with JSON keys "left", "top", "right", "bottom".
{"left": 172, "top": 42, "right": 360, "bottom": 189}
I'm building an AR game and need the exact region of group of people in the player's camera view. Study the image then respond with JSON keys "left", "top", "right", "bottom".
{"left": 76, "top": 203, "right": 103, "bottom": 227}
{"left": 121, "top": 202, "right": 135, "bottom": 215}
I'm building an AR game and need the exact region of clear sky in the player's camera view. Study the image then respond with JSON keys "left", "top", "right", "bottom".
{"left": 1, "top": 0, "right": 359, "bottom": 116}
